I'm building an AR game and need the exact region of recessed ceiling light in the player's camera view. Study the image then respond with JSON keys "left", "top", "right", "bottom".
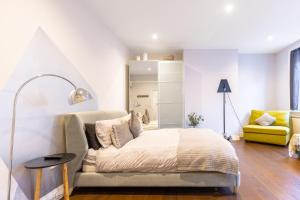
{"left": 152, "top": 33, "right": 158, "bottom": 40}
{"left": 224, "top": 4, "right": 234, "bottom": 13}
{"left": 147, "top": 67, "right": 152, "bottom": 71}
{"left": 267, "top": 35, "right": 274, "bottom": 41}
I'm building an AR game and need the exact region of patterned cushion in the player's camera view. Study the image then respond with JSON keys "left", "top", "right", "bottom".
{"left": 129, "top": 111, "right": 143, "bottom": 138}
{"left": 111, "top": 122, "right": 133, "bottom": 148}
{"left": 95, "top": 114, "right": 130, "bottom": 148}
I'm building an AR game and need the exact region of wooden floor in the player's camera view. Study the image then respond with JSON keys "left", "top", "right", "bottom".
{"left": 71, "top": 140, "right": 300, "bottom": 200}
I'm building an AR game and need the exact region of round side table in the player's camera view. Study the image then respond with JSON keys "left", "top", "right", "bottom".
{"left": 24, "top": 153, "right": 76, "bottom": 200}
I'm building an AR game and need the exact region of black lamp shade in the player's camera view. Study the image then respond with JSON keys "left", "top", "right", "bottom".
{"left": 217, "top": 79, "right": 231, "bottom": 93}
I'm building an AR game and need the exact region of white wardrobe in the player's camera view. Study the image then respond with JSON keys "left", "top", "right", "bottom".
{"left": 129, "top": 60, "right": 184, "bottom": 129}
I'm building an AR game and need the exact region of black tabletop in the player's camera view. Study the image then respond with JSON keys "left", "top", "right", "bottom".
{"left": 24, "top": 153, "right": 76, "bottom": 169}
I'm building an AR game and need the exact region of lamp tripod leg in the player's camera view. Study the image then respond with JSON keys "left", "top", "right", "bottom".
{"left": 223, "top": 92, "right": 232, "bottom": 142}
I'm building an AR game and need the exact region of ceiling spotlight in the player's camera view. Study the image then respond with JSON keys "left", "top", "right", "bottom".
{"left": 147, "top": 67, "right": 152, "bottom": 71}
{"left": 152, "top": 33, "right": 158, "bottom": 40}
{"left": 267, "top": 35, "right": 274, "bottom": 41}
{"left": 224, "top": 4, "right": 234, "bottom": 13}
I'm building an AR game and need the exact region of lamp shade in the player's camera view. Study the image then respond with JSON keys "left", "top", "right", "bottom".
{"left": 69, "top": 88, "right": 93, "bottom": 105}
{"left": 217, "top": 79, "right": 231, "bottom": 93}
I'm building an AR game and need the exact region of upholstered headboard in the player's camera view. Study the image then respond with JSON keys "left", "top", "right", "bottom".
{"left": 63, "top": 110, "right": 128, "bottom": 189}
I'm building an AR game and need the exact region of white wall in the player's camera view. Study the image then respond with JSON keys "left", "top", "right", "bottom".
{"left": 238, "top": 54, "right": 277, "bottom": 124}
{"left": 184, "top": 49, "right": 240, "bottom": 136}
{"left": 275, "top": 39, "right": 300, "bottom": 109}
{"left": 0, "top": 0, "right": 129, "bottom": 110}
{"left": 0, "top": 29, "right": 98, "bottom": 200}
{"left": 0, "top": 1, "right": 129, "bottom": 199}
{"left": 184, "top": 50, "right": 278, "bottom": 136}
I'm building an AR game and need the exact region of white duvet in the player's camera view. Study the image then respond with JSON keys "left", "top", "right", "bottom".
{"left": 83, "top": 128, "right": 239, "bottom": 175}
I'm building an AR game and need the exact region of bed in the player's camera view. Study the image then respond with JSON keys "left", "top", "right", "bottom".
{"left": 142, "top": 120, "right": 158, "bottom": 130}
{"left": 63, "top": 111, "right": 240, "bottom": 194}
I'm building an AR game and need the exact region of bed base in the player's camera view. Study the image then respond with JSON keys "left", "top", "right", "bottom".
{"left": 74, "top": 171, "right": 240, "bottom": 194}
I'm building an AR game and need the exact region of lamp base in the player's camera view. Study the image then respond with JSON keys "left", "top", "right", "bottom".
{"left": 223, "top": 133, "right": 232, "bottom": 142}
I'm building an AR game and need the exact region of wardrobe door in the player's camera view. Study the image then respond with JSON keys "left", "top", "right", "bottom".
{"left": 158, "top": 61, "right": 184, "bottom": 128}
{"left": 129, "top": 60, "right": 159, "bottom": 130}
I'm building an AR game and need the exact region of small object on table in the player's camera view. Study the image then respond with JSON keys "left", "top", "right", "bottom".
{"left": 44, "top": 154, "right": 63, "bottom": 160}
{"left": 289, "top": 133, "right": 300, "bottom": 158}
{"left": 24, "top": 153, "right": 76, "bottom": 200}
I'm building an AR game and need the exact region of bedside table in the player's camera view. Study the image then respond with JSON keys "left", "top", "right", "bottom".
{"left": 24, "top": 153, "right": 76, "bottom": 200}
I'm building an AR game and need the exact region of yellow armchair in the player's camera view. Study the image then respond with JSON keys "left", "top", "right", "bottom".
{"left": 243, "top": 110, "right": 291, "bottom": 145}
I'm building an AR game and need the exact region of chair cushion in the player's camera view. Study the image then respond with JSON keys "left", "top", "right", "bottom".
{"left": 243, "top": 125, "right": 290, "bottom": 136}
{"left": 249, "top": 110, "right": 290, "bottom": 127}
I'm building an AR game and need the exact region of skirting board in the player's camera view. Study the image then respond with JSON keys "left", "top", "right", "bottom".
{"left": 0, "top": 158, "right": 27, "bottom": 200}
{"left": 232, "top": 135, "right": 240, "bottom": 141}
{"left": 40, "top": 185, "right": 63, "bottom": 200}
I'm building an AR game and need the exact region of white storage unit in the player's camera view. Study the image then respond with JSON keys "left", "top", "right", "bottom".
{"left": 129, "top": 60, "right": 184, "bottom": 129}
{"left": 158, "top": 61, "right": 184, "bottom": 128}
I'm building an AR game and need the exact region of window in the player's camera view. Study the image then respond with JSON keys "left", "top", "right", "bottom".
{"left": 290, "top": 47, "right": 300, "bottom": 110}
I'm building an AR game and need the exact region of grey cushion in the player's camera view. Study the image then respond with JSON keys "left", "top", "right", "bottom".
{"left": 84, "top": 123, "right": 102, "bottom": 150}
{"left": 111, "top": 122, "right": 134, "bottom": 148}
{"left": 129, "top": 111, "right": 144, "bottom": 138}
{"left": 95, "top": 115, "right": 131, "bottom": 148}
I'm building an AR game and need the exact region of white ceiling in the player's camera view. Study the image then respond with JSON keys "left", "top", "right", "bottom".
{"left": 85, "top": 0, "right": 300, "bottom": 54}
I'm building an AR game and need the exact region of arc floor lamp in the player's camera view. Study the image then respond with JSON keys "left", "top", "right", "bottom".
{"left": 217, "top": 79, "right": 232, "bottom": 141}
{"left": 7, "top": 74, "right": 93, "bottom": 200}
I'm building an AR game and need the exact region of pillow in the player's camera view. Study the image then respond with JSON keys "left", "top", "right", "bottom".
{"left": 136, "top": 112, "right": 143, "bottom": 123}
{"left": 82, "top": 148, "right": 97, "bottom": 172}
{"left": 255, "top": 113, "right": 276, "bottom": 126}
{"left": 95, "top": 114, "right": 130, "bottom": 148}
{"left": 84, "top": 123, "right": 102, "bottom": 150}
{"left": 111, "top": 122, "right": 133, "bottom": 148}
{"left": 142, "top": 109, "right": 150, "bottom": 124}
{"left": 142, "top": 115, "right": 149, "bottom": 124}
{"left": 129, "top": 111, "right": 144, "bottom": 138}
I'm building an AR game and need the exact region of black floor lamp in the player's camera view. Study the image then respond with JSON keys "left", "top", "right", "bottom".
{"left": 217, "top": 79, "right": 232, "bottom": 141}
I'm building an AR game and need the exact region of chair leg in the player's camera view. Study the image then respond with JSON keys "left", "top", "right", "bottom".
{"left": 62, "top": 163, "right": 69, "bottom": 200}
{"left": 34, "top": 169, "right": 42, "bottom": 200}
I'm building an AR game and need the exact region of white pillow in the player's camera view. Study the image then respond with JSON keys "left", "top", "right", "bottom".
{"left": 255, "top": 113, "right": 276, "bottom": 126}
{"left": 95, "top": 114, "right": 130, "bottom": 148}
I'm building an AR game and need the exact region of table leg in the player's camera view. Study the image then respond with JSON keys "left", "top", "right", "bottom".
{"left": 34, "top": 169, "right": 42, "bottom": 200}
{"left": 62, "top": 163, "right": 69, "bottom": 200}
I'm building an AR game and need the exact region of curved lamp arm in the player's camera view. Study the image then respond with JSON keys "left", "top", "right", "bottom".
{"left": 7, "top": 74, "right": 92, "bottom": 200}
